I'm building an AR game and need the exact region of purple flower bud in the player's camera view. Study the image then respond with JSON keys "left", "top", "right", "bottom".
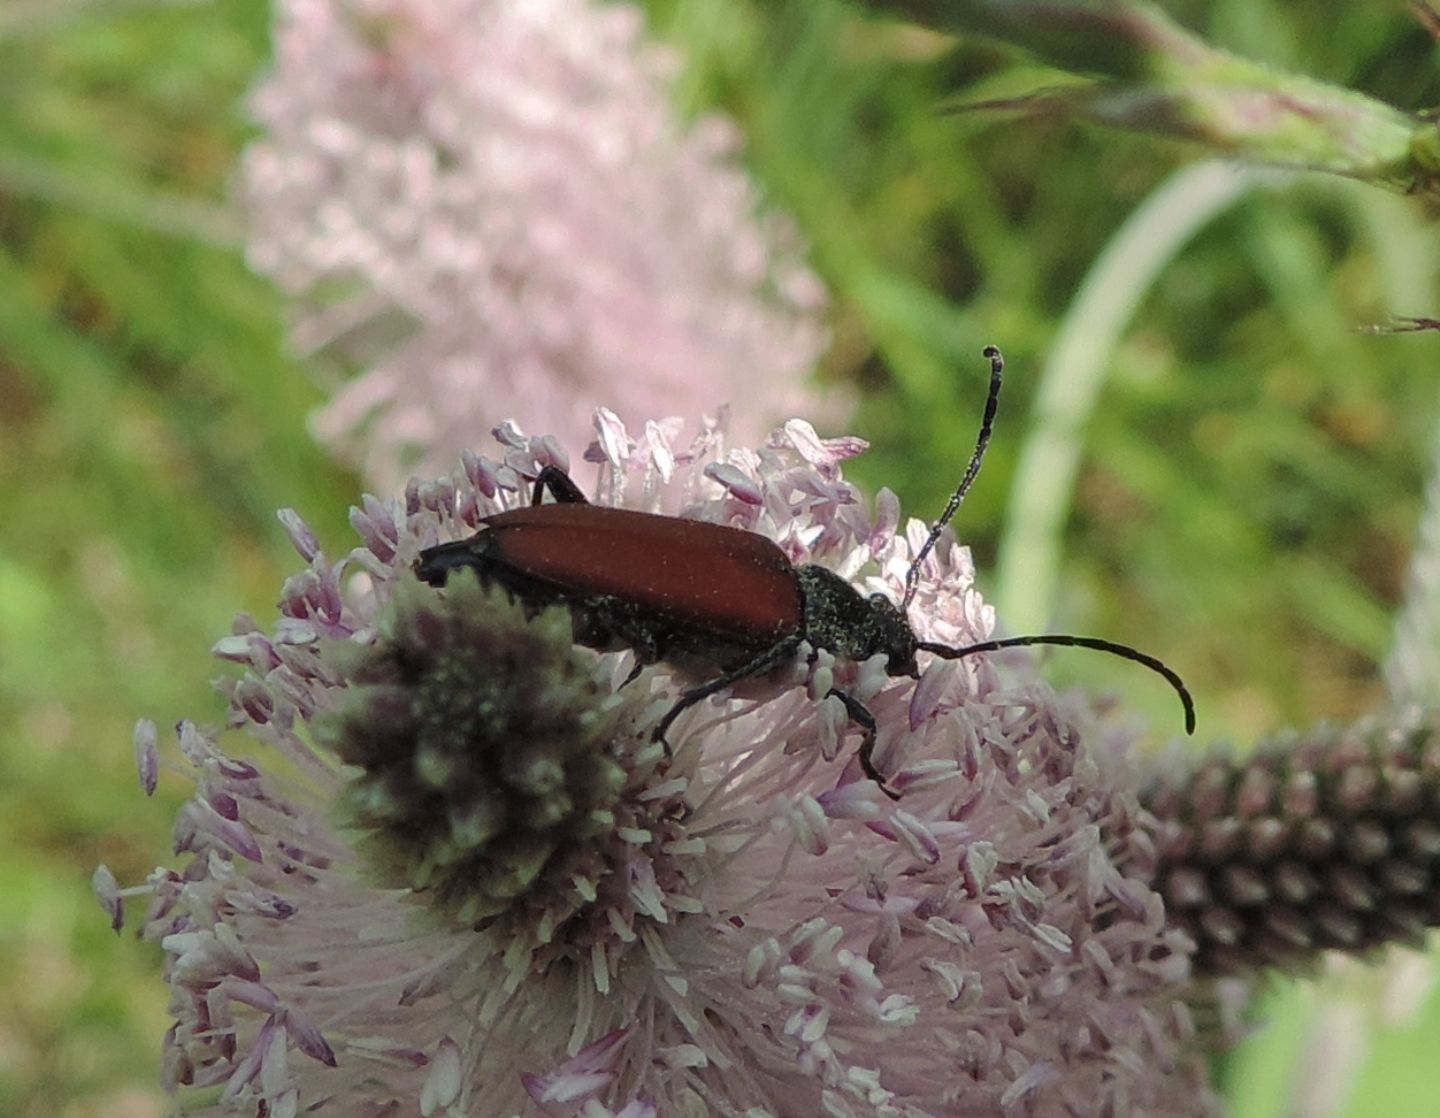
{"left": 276, "top": 508, "right": 321, "bottom": 562}
{"left": 93, "top": 864, "right": 124, "bottom": 933}
{"left": 134, "top": 719, "right": 159, "bottom": 796}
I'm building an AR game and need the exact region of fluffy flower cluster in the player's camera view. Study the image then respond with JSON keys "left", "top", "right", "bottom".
{"left": 242, "top": 0, "right": 828, "bottom": 487}
{"left": 102, "top": 414, "right": 1216, "bottom": 1116}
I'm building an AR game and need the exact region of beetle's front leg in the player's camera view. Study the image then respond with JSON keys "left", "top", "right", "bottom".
{"left": 825, "top": 688, "right": 898, "bottom": 801}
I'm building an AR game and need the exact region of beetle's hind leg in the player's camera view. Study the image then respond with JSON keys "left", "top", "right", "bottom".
{"left": 618, "top": 658, "right": 646, "bottom": 689}
{"left": 825, "top": 689, "right": 899, "bottom": 801}
{"left": 529, "top": 465, "right": 589, "bottom": 506}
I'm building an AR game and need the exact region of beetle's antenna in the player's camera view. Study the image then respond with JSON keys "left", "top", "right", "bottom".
{"left": 901, "top": 345, "right": 1004, "bottom": 611}
{"left": 916, "top": 634, "right": 1196, "bottom": 735}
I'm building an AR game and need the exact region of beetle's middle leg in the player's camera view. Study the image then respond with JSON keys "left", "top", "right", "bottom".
{"left": 651, "top": 639, "right": 802, "bottom": 751}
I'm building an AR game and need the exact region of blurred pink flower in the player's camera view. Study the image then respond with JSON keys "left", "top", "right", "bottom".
{"left": 104, "top": 413, "right": 1216, "bottom": 1116}
{"left": 242, "top": 0, "right": 830, "bottom": 489}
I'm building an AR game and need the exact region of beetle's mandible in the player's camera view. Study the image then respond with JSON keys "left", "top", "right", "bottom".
{"left": 415, "top": 347, "right": 1195, "bottom": 797}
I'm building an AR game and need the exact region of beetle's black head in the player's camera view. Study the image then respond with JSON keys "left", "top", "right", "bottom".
{"left": 795, "top": 566, "right": 919, "bottom": 678}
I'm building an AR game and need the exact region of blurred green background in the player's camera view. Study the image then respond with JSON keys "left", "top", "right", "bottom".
{"left": 3, "top": 1, "right": 1439, "bottom": 1115}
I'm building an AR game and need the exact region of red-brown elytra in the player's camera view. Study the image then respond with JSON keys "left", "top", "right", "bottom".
{"left": 415, "top": 346, "right": 1195, "bottom": 798}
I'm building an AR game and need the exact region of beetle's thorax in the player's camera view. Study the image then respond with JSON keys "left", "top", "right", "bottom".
{"left": 794, "top": 565, "right": 920, "bottom": 678}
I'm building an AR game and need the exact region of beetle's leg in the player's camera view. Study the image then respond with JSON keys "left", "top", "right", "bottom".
{"left": 620, "top": 627, "right": 663, "bottom": 689}
{"left": 651, "top": 639, "right": 801, "bottom": 751}
{"left": 529, "top": 465, "right": 589, "bottom": 506}
{"left": 825, "top": 689, "right": 898, "bottom": 801}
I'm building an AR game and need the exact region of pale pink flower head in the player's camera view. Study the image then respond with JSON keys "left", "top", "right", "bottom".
{"left": 103, "top": 412, "right": 1216, "bottom": 1116}
{"left": 242, "top": 0, "right": 830, "bottom": 489}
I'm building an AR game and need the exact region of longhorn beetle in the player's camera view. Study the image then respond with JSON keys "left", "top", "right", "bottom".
{"left": 416, "top": 347, "right": 1195, "bottom": 797}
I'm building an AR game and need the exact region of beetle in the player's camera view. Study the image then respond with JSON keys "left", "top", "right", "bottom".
{"left": 415, "top": 346, "right": 1194, "bottom": 797}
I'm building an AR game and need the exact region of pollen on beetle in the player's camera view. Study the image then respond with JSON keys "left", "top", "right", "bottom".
{"left": 316, "top": 572, "right": 638, "bottom": 928}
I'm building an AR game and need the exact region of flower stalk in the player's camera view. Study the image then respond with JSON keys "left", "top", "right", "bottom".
{"left": 864, "top": 0, "right": 1440, "bottom": 192}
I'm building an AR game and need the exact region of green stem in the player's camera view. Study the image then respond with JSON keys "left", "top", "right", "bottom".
{"left": 995, "top": 160, "right": 1263, "bottom": 628}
